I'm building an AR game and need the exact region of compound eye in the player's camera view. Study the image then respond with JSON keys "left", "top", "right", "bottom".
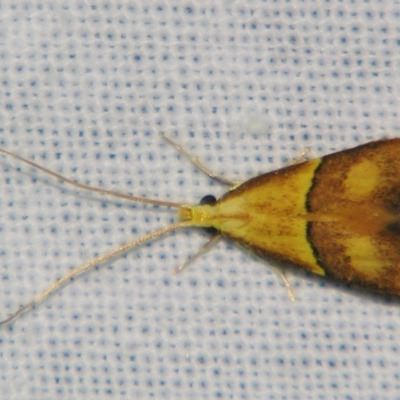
{"left": 199, "top": 195, "right": 218, "bottom": 235}
{"left": 199, "top": 194, "right": 217, "bottom": 206}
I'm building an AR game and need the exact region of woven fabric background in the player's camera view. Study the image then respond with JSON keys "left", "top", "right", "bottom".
{"left": 1, "top": 1, "right": 400, "bottom": 399}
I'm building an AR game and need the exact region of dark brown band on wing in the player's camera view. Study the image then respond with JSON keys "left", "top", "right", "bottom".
{"left": 305, "top": 157, "right": 326, "bottom": 272}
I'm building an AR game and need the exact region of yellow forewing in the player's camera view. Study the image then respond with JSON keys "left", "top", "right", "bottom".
{"left": 191, "top": 158, "right": 325, "bottom": 274}
{"left": 187, "top": 138, "right": 400, "bottom": 295}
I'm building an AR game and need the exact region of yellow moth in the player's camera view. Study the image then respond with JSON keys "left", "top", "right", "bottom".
{"left": 1, "top": 136, "right": 400, "bottom": 325}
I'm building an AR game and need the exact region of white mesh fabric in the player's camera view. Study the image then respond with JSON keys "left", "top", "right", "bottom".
{"left": 0, "top": 1, "right": 400, "bottom": 399}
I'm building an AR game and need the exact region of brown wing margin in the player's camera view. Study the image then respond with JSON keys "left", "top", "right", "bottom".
{"left": 306, "top": 139, "right": 400, "bottom": 294}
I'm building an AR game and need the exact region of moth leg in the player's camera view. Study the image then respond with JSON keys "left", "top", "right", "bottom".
{"left": 172, "top": 234, "right": 221, "bottom": 274}
{"left": 270, "top": 266, "right": 295, "bottom": 301}
{"left": 287, "top": 148, "right": 310, "bottom": 166}
{"left": 160, "top": 133, "right": 240, "bottom": 187}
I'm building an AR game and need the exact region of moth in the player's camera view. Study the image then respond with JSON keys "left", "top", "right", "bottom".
{"left": 1, "top": 136, "right": 400, "bottom": 325}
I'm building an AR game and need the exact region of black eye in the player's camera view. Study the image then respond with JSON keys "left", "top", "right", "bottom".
{"left": 200, "top": 194, "right": 217, "bottom": 206}
{"left": 199, "top": 195, "right": 218, "bottom": 235}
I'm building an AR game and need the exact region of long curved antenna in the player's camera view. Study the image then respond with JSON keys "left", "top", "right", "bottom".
{"left": 0, "top": 147, "right": 182, "bottom": 208}
{"left": 0, "top": 221, "right": 193, "bottom": 326}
